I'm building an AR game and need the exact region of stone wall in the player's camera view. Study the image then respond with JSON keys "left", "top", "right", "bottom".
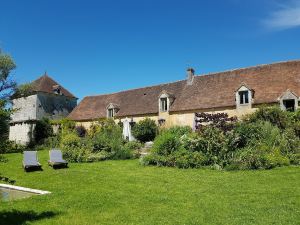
{"left": 11, "top": 95, "right": 38, "bottom": 122}
{"left": 74, "top": 105, "right": 262, "bottom": 130}
{"left": 9, "top": 92, "right": 77, "bottom": 144}
{"left": 9, "top": 122, "right": 35, "bottom": 145}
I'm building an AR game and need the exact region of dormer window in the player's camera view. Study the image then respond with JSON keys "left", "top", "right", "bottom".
{"left": 279, "top": 90, "right": 298, "bottom": 112}
{"left": 108, "top": 108, "right": 114, "bottom": 118}
{"left": 239, "top": 91, "right": 249, "bottom": 105}
{"left": 160, "top": 98, "right": 168, "bottom": 112}
{"left": 159, "top": 91, "right": 175, "bottom": 113}
{"left": 107, "top": 103, "right": 119, "bottom": 118}
{"left": 236, "top": 84, "right": 253, "bottom": 109}
{"left": 53, "top": 85, "right": 61, "bottom": 95}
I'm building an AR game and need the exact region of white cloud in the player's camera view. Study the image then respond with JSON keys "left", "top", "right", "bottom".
{"left": 263, "top": 0, "right": 300, "bottom": 30}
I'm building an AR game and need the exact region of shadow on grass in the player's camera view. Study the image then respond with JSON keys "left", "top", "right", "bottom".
{"left": 0, "top": 210, "right": 59, "bottom": 225}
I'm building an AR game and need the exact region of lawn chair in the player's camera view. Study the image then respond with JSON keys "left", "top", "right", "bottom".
{"left": 48, "top": 149, "right": 68, "bottom": 168}
{"left": 23, "top": 151, "right": 42, "bottom": 171}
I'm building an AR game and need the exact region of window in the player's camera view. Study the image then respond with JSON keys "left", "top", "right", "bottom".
{"left": 239, "top": 91, "right": 249, "bottom": 105}
{"left": 283, "top": 99, "right": 296, "bottom": 112}
{"left": 160, "top": 98, "right": 168, "bottom": 112}
{"left": 108, "top": 108, "right": 114, "bottom": 118}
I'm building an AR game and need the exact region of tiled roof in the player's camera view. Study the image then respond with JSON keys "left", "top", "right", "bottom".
{"left": 31, "top": 74, "right": 76, "bottom": 98}
{"left": 68, "top": 60, "right": 300, "bottom": 121}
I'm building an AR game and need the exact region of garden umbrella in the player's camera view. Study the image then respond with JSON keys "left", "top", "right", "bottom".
{"left": 122, "top": 118, "right": 135, "bottom": 141}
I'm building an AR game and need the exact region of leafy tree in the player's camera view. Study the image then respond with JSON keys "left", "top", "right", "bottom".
{"left": 0, "top": 50, "right": 16, "bottom": 145}
{"left": 12, "top": 83, "right": 34, "bottom": 98}
{"left": 0, "top": 51, "right": 16, "bottom": 101}
{"left": 0, "top": 50, "right": 16, "bottom": 183}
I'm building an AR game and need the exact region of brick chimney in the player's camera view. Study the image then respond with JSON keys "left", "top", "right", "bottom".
{"left": 186, "top": 68, "right": 195, "bottom": 85}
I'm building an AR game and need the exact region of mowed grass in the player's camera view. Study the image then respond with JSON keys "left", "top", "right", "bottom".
{"left": 0, "top": 151, "right": 300, "bottom": 225}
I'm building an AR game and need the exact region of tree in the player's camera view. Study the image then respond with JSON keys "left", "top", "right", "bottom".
{"left": 0, "top": 50, "right": 16, "bottom": 183}
{"left": 0, "top": 50, "right": 16, "bottom": 101}
{"left": 0, "top": 50, "right": 16, "bottom": 143}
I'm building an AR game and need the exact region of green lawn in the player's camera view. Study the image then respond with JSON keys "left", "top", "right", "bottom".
{"left": 0, "top": 151, "right": 300, "bottom": 225}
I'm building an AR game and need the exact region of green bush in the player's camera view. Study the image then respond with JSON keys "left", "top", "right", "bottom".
{"left": 230, "top": 122, "right": 297, "bottom": 170}
{"left": 61, "top": 133, "right": 82, "bottom": 149}
{"left": 234, "top": 145, "right": 290, "bottom": 170}
{"left": 92, "top": 119, "right": 123, "bottom": 153}
{"left": 144, "top": 118, "right": 300, "bottom": 170}
{"left": 123, "top": 141, "right": 143, "bottom": 158}
{"left": 247, "top": 106, "right": 289, "bottom": 129}
{"left": 60, "top": 133, "right": 92, "bottom": 162}
{"left": 0, "top": 141, "right": 25, "bottom": 154}
{"left": 152, "top": 131, "right": 183, "bottom": 156}
{"left": 63, "top": 147, "right": 90, "bottom": 163}
{"left": 86, "top": 151, "right": 111, "bottom": 162}
{"left": 42, "top": 136, "right": 61, "bottom": 149}
{"left": 60, "top": 118, "right": 76, "bottom": 136}
{"left": 142, "top": 128, "right": 207, "bottom": 168}
{"left": 196, "top": 126, "right": 228, "bottom": 166}
{"left": 132, "top": 118, "right": 158, "bottom": 142}
{"left": 34, "top": 118, "right": 53, "bottom": 144}
{"left": 162, "top": 126, "right": 192, "bottom": 137}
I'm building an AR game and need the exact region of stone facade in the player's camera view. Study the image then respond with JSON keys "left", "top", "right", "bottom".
{"left": 9, "top": 75, "right": 77, "bottom": 145}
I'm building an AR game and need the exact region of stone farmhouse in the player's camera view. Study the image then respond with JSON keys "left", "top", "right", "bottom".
{"left": 9, "top": 74, "right": 77, "bottom": 144}
{"left": 68, "top": 60, "right": 300, "bottom": 129}
{"left": 9, "top": 60, "right": 300, "bottom": 144}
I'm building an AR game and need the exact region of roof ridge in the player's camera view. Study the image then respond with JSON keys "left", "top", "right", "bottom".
{"left": 85, "top": 79, "right": 187, "bottom": 98}
{"left": 84, "top": 59, "right": 300, "bottom": 99}
{"left": 198, "top": 59, "right": 300, "bottom": 78}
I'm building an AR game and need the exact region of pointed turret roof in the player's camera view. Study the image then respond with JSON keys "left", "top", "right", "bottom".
{"left": 31, "top": 73, "right": 76, "bottom": 98}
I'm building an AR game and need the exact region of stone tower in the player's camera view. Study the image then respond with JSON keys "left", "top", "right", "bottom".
{"left": 9, "top": 74, "right": 77, "bottom": 144}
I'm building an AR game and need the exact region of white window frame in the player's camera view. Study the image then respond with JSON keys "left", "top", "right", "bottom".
{"left": 160, "top": 97, "right": 168, "bottom": 112}
{"left": 238, "top": 90, "right": 249, "bottom": 105}
{"left": 236, "top": 85, "right": 252, "bottom": 109}
{"left": 107, "top": 108, "right": 114, "bottom": 118}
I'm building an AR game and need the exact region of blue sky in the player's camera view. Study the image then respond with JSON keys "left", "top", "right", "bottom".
{"left": 1, "top": 0, "right": 300, "bottom": 100}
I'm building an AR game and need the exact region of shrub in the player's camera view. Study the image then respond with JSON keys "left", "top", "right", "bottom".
{"left": 60, "top": 118, "right": 76, "bottom": 136}
{"left": 88, "top": 123, "right": 101, "bottom": 138}
{"left": 42, "top": 136, "right": 61, "bottom": 148}
{"left": 86, "top": 151, "right": 111, "bottom": 162}
{"left": 174, "top": 149, "right": 207, "bottom": 169}
{"left": 132, "top": 118, "right": 158, "bottom": 142}
{"left": 196, "top": 126, "right": 228, "bottom": 166}
{"left": 111, "top": 146, "right": 134, "bottom": 160}
{"left": 162, "top": 126, "right": 192, "bottom": 137}
{"left": 61, "top": 134, "right": 92, "bottom": 162}
{"left": 0, "top": 141, "right": 25, "bottom": 154}
{"left": 123, "top": 141, "right": 143, "bottom": 158}
{"left": 63, "top": 147, "right": 90, "bottom": 163}
{"left": 61, "top": 133, "right": 82, "bottom": 149}
{"left": 234, "top": 145, "right": 290, "bottom": 170}
{"left": 75, "top": 126, "right": 87, "bottom": 137}
{"left": 151, "top": 131, "right": 183, "bottom": 156}
{"left": 247, "top": 106, "right": 289, "bottom": 129}
{"left": 92, "top": 119, "right": 123, "bottom": 153}
{"left": 34, "top": 118, "right": 53, "bottom": 144}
